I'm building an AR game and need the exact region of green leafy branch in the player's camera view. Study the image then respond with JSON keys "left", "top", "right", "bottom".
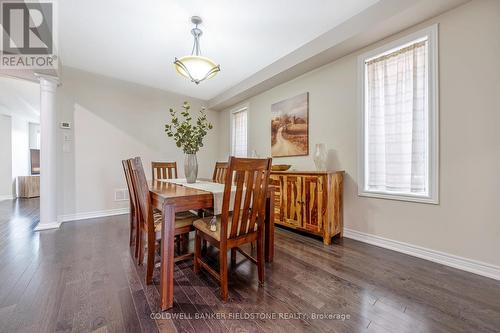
{"left": 165, "top": 102, "right": 213, "bottom": 154}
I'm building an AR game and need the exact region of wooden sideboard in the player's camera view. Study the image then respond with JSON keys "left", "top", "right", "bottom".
{"left": 270, "top": 170, "right": 344, "bottom": 245}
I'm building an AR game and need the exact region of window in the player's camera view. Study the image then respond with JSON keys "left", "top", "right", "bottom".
{"left": 231, "top": 107, "right": 248, "bottom": 157}
{"left": 358, "top": 25, "right": 438, "bottom": 204}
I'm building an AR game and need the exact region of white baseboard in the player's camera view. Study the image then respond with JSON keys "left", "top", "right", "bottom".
{"left": 344, "top": 228, "right": 500, "bottom": 281}
{"left": 34, "top": 208, "right": 129, "bottom": 231}
{"left": 34, "top": 221, "right": 62, "bottom": 231}
{"left": 0, "top": 195, "right": 14, "bottom": 201}
{"left": 58, "top": 207, "right": 129, "bottom": 223}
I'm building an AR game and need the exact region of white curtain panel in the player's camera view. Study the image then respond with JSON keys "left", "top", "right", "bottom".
{"left": 366, "top": 40, "right": 428, "bottom": 194}
{"left": 232, "top": 110, "right": 247, "bottom": 157}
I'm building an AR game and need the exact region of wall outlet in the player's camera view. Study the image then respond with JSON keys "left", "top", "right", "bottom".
{"left": 114, "top": 189, "right": 129, "bottom": 201}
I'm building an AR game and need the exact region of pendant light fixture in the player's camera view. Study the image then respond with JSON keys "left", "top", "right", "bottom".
{"left": 174, "top": 16, "right": 220, "bottom": 84}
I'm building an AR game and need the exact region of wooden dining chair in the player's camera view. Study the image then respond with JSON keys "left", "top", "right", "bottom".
{"left": 153, "top": 160, "right": 194, "bottom": 249}
{"left": 152, "top": 161, "right": 178, "bottom": 180}
{"left": 193, "top": 156, "right": 272, "bottom": 301}
{"left": 122, "top": 159, "right": 138, "bottom": 249}
{"left": 131, "top": 157, "right": 197, "bottom": 284}
{"left": 213, "top": 161, "right": 254, "bottom": 250}
{"left": 212, "top": 162, "right": 229, "bottom": 184}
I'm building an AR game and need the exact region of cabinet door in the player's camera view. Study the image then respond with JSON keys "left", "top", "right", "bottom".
{"left": 269, "top": 174, "right": 283, "bottom": 223}
{"left": 283, "top": 175, "right": 302, "bottom": 227}
{"left": 302, "top": 175, "right": 325, "bottom": 234}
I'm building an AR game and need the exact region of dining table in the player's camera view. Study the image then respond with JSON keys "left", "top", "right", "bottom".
{"left": 149, "top": 179, "right": 275, "bottom": 311}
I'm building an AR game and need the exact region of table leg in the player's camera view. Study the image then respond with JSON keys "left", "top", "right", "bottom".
{"left": 160, "top": 203, "right": 175, "bottom": 311}
{"left": 264, "top": 190, "right": 275, "bottom": 262}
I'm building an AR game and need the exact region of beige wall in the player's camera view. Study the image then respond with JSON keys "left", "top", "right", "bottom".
{"left": 11, "top": 116, "right": 30, "bottom": 186}
{"left": 0, "top": 115, "right": 12, "bottom": 198}
{"left": 217, "top": 0, "right": 500, "bottom": 266}
{"left": 56, "top": 67, "right": 219, "bottom": 215}
{"left": 29, "top": 122, "right": 40, "bottom": 149}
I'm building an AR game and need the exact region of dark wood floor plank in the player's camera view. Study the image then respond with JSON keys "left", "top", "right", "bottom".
{"left": 118, "top": 287, "right": 143, "bottom": 333}
{"left": 272, "top": 247, "right": 437, "bottom": 332}
{"left": 262, "top": 254, "right": 370, "bottom": 332}
{"left": 274, "top": 234, "right": 463, "bottom": 333}
{"left": 55, "top": 278, "right": 80, "bottom": 332}
{"left": 173, "top": 264, "right": 228, "bottom": 333}
{"left": 177, "top": 259, "right": 264, "bottom": 333}
{"left": 133, "top": 263, "right": 176, "bottom": 333}
{"left": 120, "top": 253, "right": 164, "bottom": 333}
{"left": 0, "top": 304, "right": 16, "bottom": 332}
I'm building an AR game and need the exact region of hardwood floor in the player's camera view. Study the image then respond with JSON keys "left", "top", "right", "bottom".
{"left": 1, "top": 198, "right": 500, "bottom": 332}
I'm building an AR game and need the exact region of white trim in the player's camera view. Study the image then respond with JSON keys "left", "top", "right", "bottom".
{"left": 358, "top": 190, "right": 438, "bottom": 204}
{"left": 344, "top": 228, "right": 500, "bottom": 281}
{"left": 58, "top": 207, "right": 129, "bottom": 223}
{"left": 38, "top": 75, "right": 59, "bottom": 226}
{"left": 231, "top": 105, "right": 249, "bottom": 115}
{"left": 0, "top": 195, "right": 14, "bottom": 201}
{"left": 357, "top": 24, "right": 439, "bottom": 205}
{"left": 34, "top": 221, "right": 61, "bottom": 231}
{"left": 34, "top": 207, "right": 129, "bottom": 231}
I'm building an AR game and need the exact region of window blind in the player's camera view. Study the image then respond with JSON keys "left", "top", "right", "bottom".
{"left": 231, "top": 109, "right": 247, "bottom": 157}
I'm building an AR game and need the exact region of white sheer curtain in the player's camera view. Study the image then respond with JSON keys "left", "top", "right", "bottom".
{"left": 365, "top": 39, "right": 428, "bottom": 194}
{"left": 231, "top": 109, "right": 247, "bottom": 157}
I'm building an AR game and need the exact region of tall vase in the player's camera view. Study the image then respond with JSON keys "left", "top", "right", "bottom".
{"left": 184, "top": 153, "right": 198, "bottom": 183}
{"left": 313, "top": 143, "right": 327, "bottom": 171}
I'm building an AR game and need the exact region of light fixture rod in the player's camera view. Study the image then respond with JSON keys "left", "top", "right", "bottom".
{"left": 191, "top": 27, "right": 202, "bottom": 56}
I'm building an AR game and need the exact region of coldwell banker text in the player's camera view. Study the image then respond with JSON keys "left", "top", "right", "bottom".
{"left": 1, "top": 1, "right": 57, "bottom": 69}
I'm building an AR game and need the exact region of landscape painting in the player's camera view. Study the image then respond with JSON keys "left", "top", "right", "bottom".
{"left": 271, "top": 92, "right": 309, "bottom": 157}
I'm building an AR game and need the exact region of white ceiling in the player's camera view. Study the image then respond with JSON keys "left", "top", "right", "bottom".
{"left": 59, "top": 0, "right": 379, "bottom": 100}
{"left": 207, "top": 0, "right": 470, "bottom": 110}
{"left": 0, "top": 76, "right": 40, "bottom": 123}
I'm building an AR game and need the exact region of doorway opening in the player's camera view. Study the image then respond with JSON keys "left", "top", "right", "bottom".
{"left": 0, "top": 75, "right": 41, "bottom": 223}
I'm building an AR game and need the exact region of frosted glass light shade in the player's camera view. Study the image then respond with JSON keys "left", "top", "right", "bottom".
{"left": 174, "top": 55, "right": 220, "bottom": 84}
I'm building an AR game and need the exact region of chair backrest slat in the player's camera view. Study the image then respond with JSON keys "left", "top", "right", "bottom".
{"left": 238, "top": 171, "right": 255, "bottom": 235}
{"left": 152, "top": 161, "right": 177, "bottom": 180}
{"left": 229, "top": 170, "right": 245, "bottom": 238}
{"left": 122, "top": 159, "right": 137, "bottom": 213}
{"left": 212, "top": 162, "right": 229, "bottom": 184}
{"left": 220, "top": 157, "right": 272, "bottom": 242}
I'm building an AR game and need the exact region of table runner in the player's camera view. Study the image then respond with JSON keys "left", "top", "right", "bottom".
{"left": 159, "top": 178, "right": 237, "bottom": 215}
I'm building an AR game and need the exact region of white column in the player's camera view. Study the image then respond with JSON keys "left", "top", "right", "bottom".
{"left": 34, "top": 75, "right": 60, "bottom": 230}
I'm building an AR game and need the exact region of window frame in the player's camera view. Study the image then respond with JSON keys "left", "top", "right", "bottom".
{"left": 357, "top": 24, "right": 439, "bottom": 204}
{"left": 230, "top": 105, "right": 249, "bottom": 157}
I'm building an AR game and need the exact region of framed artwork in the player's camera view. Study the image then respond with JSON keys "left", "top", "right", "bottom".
{"left": 271, "top": 92, "right": 309, "bottom": 157}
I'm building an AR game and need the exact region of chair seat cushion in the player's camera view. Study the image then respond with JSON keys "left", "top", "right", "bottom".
{"left": 193, "top": 215, "right": 258, "bottom": 241}
{"left": 153, "top": 210, "right": 197, "bottom": 232}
